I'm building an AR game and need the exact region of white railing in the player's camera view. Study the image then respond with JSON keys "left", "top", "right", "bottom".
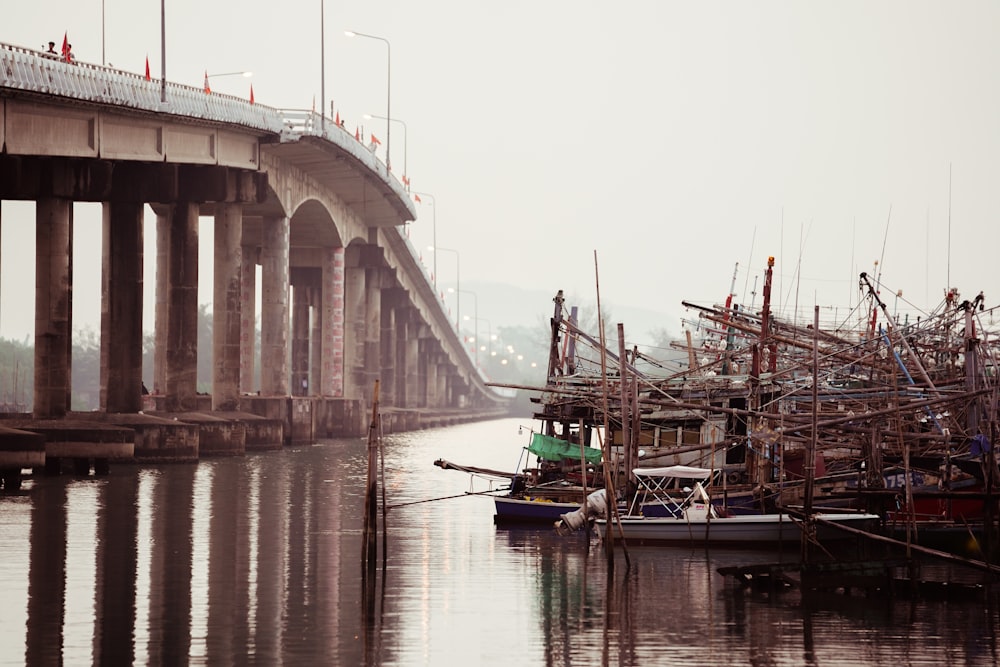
{"left": 0, "top": 41, "right": 411, "bottom": 209}
{"left": 0, "top": 42, "right": 286, "bottom": 134}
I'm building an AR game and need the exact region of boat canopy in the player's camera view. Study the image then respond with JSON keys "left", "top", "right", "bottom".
{"left": 527, "top": 432, "right": 603, "bottom": 465}
{"left": 633, "top": 465, "right": 713, "bottom": 480}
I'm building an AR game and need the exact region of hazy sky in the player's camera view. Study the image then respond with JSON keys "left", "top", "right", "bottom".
{"left": 4, "top": 2, "right": 1000, "bottom": 344}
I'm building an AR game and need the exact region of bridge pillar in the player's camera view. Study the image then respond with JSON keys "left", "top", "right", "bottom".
{"left": 424, "top": 348, "right": 439, "bottom": 407}
{"left": 319, "top": 246, "right": 345, "bottom": 397}
{"left": 291, "top": 283, "right": 310, "bottom": 396}
{"left": 240, "top": 243, "right": 257, "bottom": 394}
{"left": 363, "top": 264, "right": 382, "bottom": 400}
{"left": 164, "top": 202, "right": 200, "bottom": 412}
{"left": 437, "top": 357, "right": 452, "bottom": 407}
{"left": 34, "top": 198, "right": 72, "bottom": 418}
{"left": 320, "top": 247, "right": 346, "bottom": 397}
{"left": 309, "top": 287, "right": 321, "bottom": 396}
{"left": 213, "top": 203, "right": 243, "bottom": 411}
{"left": 403, "top": 321, "right": 421, "bottom": 408}
{"left": 380, "top": 300, "right": 397, "bottom": 406}
{"left": 101, "top": 201, "right": 144, "bottom": 413}
{"left": 343, "top": 248, "right": 365, "bottom": 400}
{"left": 153, "top": 211, "right": 168, "bottom": 395}
{"left": 260, "top": 216, "right": 289, "bottom": 396}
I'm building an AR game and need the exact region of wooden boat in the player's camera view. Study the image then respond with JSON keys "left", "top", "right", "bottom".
{"left": 593, "top": 466, "right": 880, "bottom": 546}
{"left": 595, "top": 509, "right": 880, "bottom": 546}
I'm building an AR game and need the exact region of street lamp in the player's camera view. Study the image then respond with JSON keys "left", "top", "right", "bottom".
{"left": 365, "top": 113, "right": 407, "bottom": 185}
{"left": 411, "top": 192, "right": 436, "bottom": 286}
{"left": 345, "top": 30, "right": 391, "bottom": 171}
{"left": 207, "top": 71, "right": 253, "bottom": 80}
{"left": 429, "top": 246, "right": 460, "bottom": 330}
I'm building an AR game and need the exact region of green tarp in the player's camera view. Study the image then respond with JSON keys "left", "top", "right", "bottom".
{"left": 527, "top": 432, "right": 603, "bottom": 465}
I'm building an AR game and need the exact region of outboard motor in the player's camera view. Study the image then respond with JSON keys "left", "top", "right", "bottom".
{"left": 510, "top": 474, "right": 526, "bottom": 496}
{"left": 554, "top": 489, "right": 607, "bottom": 535}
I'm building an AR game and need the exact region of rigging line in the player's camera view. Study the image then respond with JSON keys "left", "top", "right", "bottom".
{"left": 741, "top": 225, "right": 757, "bottom": 305}
{"left": 948, "top": 162, "right": 952, "bottom": 291}
{"left": 874, "top": 204, "right": 892, "bottom": 292}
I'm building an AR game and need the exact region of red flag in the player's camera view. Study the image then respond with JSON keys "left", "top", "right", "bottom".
{"left": 414, "top": 194, "right": 422, "bottom": 203}
{"left": 61, "top": 32, "right": 69, "bottom": 60}
{"left": 335, "top": 111, "right": 340, "bottom": 126}
{"left": 203, "top": 71, "right": 211, "bottom": 94}
{"left": 370, "top": 133, "right": 381, "bottom": 146}
{"left": 355, "top": 127, "right": 360, "bottom": 141}
{"left": 249, "top": 84, "right": 255, "bottom": 104}
{"left": 144, "top": 56, "right": 151, "bottom": 81}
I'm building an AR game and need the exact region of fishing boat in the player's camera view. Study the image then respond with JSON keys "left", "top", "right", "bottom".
{"left": 583, "top": 466, "right": 880, "bottom": 546}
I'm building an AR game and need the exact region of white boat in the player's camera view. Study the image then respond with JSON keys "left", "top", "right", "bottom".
{"left": 594, "top": 465, "right": 880, "bottom": 546}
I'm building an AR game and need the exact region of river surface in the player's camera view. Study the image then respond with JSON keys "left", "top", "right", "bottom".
{"left": 0, "top": 416, "right": 997, "bottom": 666}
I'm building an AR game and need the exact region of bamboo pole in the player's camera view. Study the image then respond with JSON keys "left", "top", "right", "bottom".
{"left": 594, "top": 251, "right": 629, "bottom": 569}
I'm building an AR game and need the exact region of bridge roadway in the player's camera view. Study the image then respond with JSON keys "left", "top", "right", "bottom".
{"left": 0, "top": 42, "right": 510, "bottom": 483}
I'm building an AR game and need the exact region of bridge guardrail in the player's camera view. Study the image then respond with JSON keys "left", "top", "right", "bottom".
{"left": 0, "top": 42, "right": 287, "bottom": 133}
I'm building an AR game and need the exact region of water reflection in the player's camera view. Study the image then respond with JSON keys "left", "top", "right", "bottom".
{"left": 1, "top": 419, "right": 998, "bottom": 666}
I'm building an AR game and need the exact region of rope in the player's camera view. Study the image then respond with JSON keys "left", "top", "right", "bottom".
{"left": 386, "top": 487, "right": 509, "bottom": 510}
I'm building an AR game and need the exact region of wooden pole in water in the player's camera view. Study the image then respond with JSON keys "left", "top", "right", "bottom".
{"left": 363, "top": 380, "right": 381, "bottom": 569}
{"left": 594, "top": 251, "right": 629, "bottom": 569}
{"left": 802, "top": 305, "right": 819, "bottom": 562}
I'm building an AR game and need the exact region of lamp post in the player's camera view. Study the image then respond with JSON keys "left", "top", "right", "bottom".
{"left": 320, "top": 0, "right": 325, "bottom": 132}
{"left": 411, "top": 192, "right": 436, "bottom": 286}
{"left": 430, "top": 246, "right": 460, "bottom": 330}
{"left": 345, "top": 30, "right": 391, "bottom": 171}
{"left": 207, "top": 71, "right": 253, "bottom": 80}
{"left": 160, "top": 0, "right": 166, "bottom": 102}
{"left": 365, "top": 113, "right": 407, "bottom": 185}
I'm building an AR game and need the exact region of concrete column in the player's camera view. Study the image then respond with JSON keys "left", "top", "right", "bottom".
{"left": 34, "top": 198, "right": 72, "bottom": 418}
{"left": 309, "top": 290, "right": 321, "bottom": 396}
{"left": 437, "top": 363, "right": 449, "bottom": 408}
{"left": 424, "top": 352, "right": 439, "bottom": 408}
{"left": 154, "top": 211, "right": 169, "bottom": 395}
{"left": 213, "top": 204, "right": 243, "bottom": 411}
{"left": 404, "top": 326, "right": 420, "bottom": 408}
{"left": 240, "top": 244, "right": 257, "bottom": 394}
{"left": 260, "top": 217, "right": 289, "bottom": 396}
{"left": 101, "top": 201, "right": 144, "bottom": 413}
{"left": 320, "top": 246, "right": 345, "bottom": 397}
{"left": 380, "top": 297, "right": 397, "bottom": 407}
{"left": 290, "top": 284, "right": 310, "bottom": 396}
{"left": 343, "top": 252, "right": 365, "bottom": 400}
{"left": 164, "top": 202, "right": 199, "bottom": 412}
{"left": 363, "top": 268, "right": 382, "bottom": 400}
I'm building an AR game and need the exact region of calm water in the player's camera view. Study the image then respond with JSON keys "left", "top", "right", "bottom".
{"left": 0, "top": 417, "right": 998, "bottom": 666}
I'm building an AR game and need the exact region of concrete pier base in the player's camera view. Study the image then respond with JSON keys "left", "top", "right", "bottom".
{"left": 288, "top": 397, "right": 314, "bottom": 445}
{"left": 150, "top": 412, "right": 246, "bottom": 457}
{"left": 0, "top": 426, "right": 46, "bottom": 489}
{"left": 73, "top": 412, "right": 199, "bottom": 463}
{"left": 242, "top": 396, "right": 289, "bottom": 444}
{"left": 316, "top": 398, "right": 366, "bottom": 438}
{"left": 1, "top": 419, "right": 134, "bottom": 475}
{"left": 214, "top": 412, "right": 283, "bottom": 451}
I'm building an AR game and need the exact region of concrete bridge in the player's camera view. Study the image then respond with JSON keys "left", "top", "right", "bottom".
{"left": 0, "top": 42, "right": 510, "bottom": 482}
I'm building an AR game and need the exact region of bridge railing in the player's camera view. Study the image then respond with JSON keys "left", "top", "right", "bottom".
{"left": 0, "top": 42, "right": 287, "bottom": 134}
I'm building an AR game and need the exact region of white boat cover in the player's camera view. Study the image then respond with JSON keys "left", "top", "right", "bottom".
{"left": 633, "top": 465, "right": 713, "bottom": 480}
